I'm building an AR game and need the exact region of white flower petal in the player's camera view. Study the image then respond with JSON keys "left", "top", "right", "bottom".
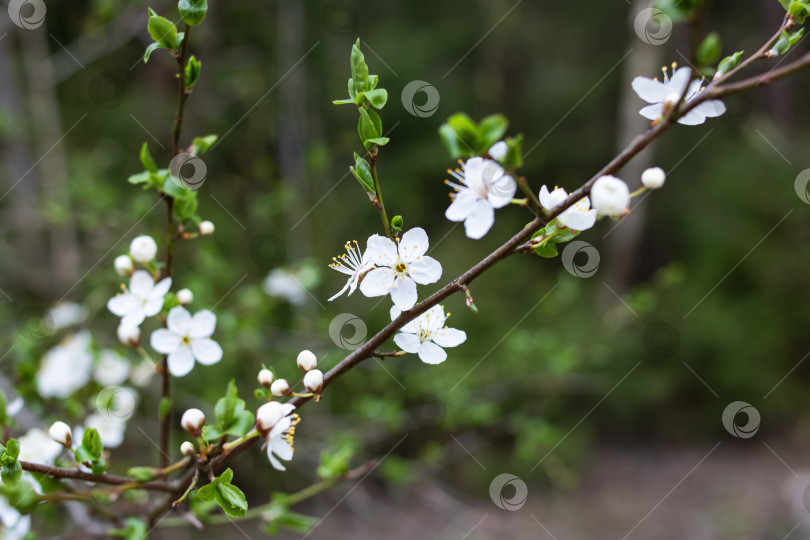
{"left": 677, "top": 109, "right": 707, "bottom": 125}
{"left": 409, "top": 256, "right": 442, "bottom": 285}
{"left": 462, "top": 157, "right": 486, "bottom": 192}
{"left": 694, "top": 99, "right": 726, "bottom": 118}
{"left": 365, "top": 234, "right": 398, "bottom": 267}
{"left": 445, "top": 189, "right": 479, "bottom": 222}
{"left": 129, "top": 271, "right": 154, "bottom": 297}
{"left": 423, "top": 305, "right": 446, "bottom": 331}
{"left": 394, "top": 332, "right": 421, "bottom": 353}
{"left": 431, "top": 328, "right": 467, "bottom": 348}
{"left": 399, "top": 228, "right": 429, "bottom": 262}
{"left": 151, "top": 277, "right": 172, "bottom": 299}
{"left": 328, "top": 280, "right": 352, "bottom": 301}
{"left": 558, "top": 207, "right": 597, "bottom": 231}
{"left": 359, "top": 267, "right": 395, "bottom": 297}
{"left": 189, "top": 310, "right": 216, "bottom": 339}
{"left": 150, "top": 329, "right": 180, "bottom": 354}
{"left": 270, "top": 436, "right": 293, "bottom": 461}
{"left": 631, "top": 76, "right": 668, "bottom": 103}
{"left": 267, "top": 446, "right": 286, "bottom": 471}
{"left": 190, "top": 339, "right": 223, "bottom": 366}
{"left": 121, "top": 308, "right": 146, "bottom": 329}
{"left": 166, "top": 306, "right": 192, "bottom": 335}
{"left": 464, "top": 199, "right": 495, "bottom": 239}
{"left": 668, "top": 67, "right": 692, "bottom": 96}
{"left": 418, "top": 341, "right": 447, "bottom": 364}
{"left": 487, "top": 174, "right": 516, "bottom": 209}
{"left": 167, "top": 347, "right": 195, "bottom": 377}
{"left": 390, "top": 276, "right": 418, "bottom": 311}
{"left": 639, "top": 104, "right": 663, "bottom": 121}
{"left": 107, "top": 294, "right": 136, "bottom": 317}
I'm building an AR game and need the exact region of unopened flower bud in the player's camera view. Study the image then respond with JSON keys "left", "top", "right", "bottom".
{"left": 48, "top": 421, "right": 72, "bottom": 447}
{"left": 180, "top": 408, "right": 205, "bottom": 436}
{"left": 489, "top": 141, "right": 507, "bottom": 160}
{"left": 114, "top": 255, "right": 134, "bottom": 276}
{"left": 129, "top": 235, "right": 158, "bottom": 263}
{"left": 641, "top": 167, "right": 666, "bottom": 189}
{"left": 117, "top": 324, "right": 140, "bottom": 347}
{"left": 303, "top": 369, "right": 324, "bottom": 394}
{"left": 256, "top": 401, "right": 286, "bottom": 432}
{"left": 176, "top": 288, "right": 194, "bottom": 305}
{"left": 591, "top": 175, "right": 630, "bottom": 216}
{"left": 180, "top": 441, "right": 196, "bottom": 456}
{"left": 270, "top": 379, "right": 291, "bottom": 397}
{"left": 199, "top": 221, "right": 215, "bottom": 236}
{"left": 258, "top": 369, "right": 274, "bottom": 388}
{"left": 296, "top": 350, "right": 317, "bottom": 372}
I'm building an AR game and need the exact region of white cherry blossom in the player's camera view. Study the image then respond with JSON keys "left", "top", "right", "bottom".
{"left": 359, "top": 228, "right": 442, "bottom": 311}
{"left": 129, "top": 235, "right": 158, "bottom": 263}
{"left": 93, "top": 349, "right": 130, "bottom": 386}
{"left": 538, "top": 185, "right": 597, "bottom": 231}
{"left": 632, "top": 66, "right": 726, "bottom": 126}
{"left": 150, "top": 306, "right": 222, "bottom": 377}
{"left": 107, "top": 270, "right": 172, "bottom": 328}
{"left": 17, "top": 428, "right": 62, "bottom": 464}
{"left": 256, "top": 402, "right": 299, "bottom": 471}
{"left": 591, "top": 175, "right": 630, "bottom": 216}
{"left": 445, "top": 157, "right": 517, "bottom": 239}
{"left": 390, "top": 305, "right": 466, "bottom": 365}
{"left": 36, "top": 331, "right": 93, "bottom": 399}
{"left": 0, "top": 497, "right": 30, "bottom": 540}
{"left": 328, "top": 240, "right": 375, "bottom": 301}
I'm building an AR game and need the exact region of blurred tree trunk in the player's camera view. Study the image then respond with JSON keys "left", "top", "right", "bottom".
{"left": 20, "top": 27, "right": 81, "bottom": 297}
{"left": 600, "top": 0, "right": 662, "bottom": 301}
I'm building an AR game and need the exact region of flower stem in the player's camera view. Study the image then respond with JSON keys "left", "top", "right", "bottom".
{"left": 172, "top": 469, "right": 199, "bottom": 508}
{"left": 629, "top": 186, "right": 647, "bottom": 198}
{"left": 222, "top": 429, "right": 261, "bottom": 452}
{"left": 369, "top": 156, "right": 393, "bottom": 240}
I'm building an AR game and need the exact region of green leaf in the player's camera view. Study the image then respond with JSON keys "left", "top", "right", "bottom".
{"left": 147, "top": 13, "right": 180, "bottom": 50}
{"left": 74, "top": 445, "right": 94, "bottom": 464}
{"left": 190, "top": 134, "right": 218, "bottom": 154}
{"left": 140, "top": 142, "right": 158, "bottom": 173}
{"left": 178, "top": 0, "right": 207, "bottom": 25}
{"left": 350, "top": 153, "right": 374, "bottom": 192}
{"left": 161, "top": 174, "right": 192, "bottom": 200}
{"left": 1, "top": 461, "right": 21, "bottom": 487}
{"left": 478, "top": 114, "right": 509, "bottom": 148}
{"left": 652, "top": 0, "right": 701, "bottom": 22}
{"left": 348, "top": 78, "right": 356, "bottom": 100}
{"left": 363, "top": 137, "right": 389, "bottom": 150}
{"left": 439, "top": 113, "right": 480, "bottom": 159}
{"left": 215, "top": 482, "right": 248, "bottom": 518}
{"left": 317, "top": 446, "right": 353, "bottom": 480}
{"left": 109, "top": 518, "right": 149, "bottom": 540}
{"left": 697, "top": 32, "right": 722, "bottom": 66}
{"left": 128, "top": 171, "right": 152, "bottom": 185}
{"left": 127, "top": 467, "right": 158, "bottom": 481}
{"left": 184, "top": 55, "right": 202, "bottom": 90}
{"left": 143, "top": 42, "right": 161, "bottom": 63}
{"left": 332, "top": 98, "right": 354, "bottom": 105}
{"left": 82, "top": 428, "right": 104, "bottom": 460}
{"left": 159, "top": 396, "right": 172, "bottom": 419}
{"left": 359, "top": 88, "right": 388, "bottom": 109}
{"left": 502, "top": 134, "right": 524, "bottom": 169}
{"left": 215, "top": 380, "right": 239, "bottom": 426}
{"left": 196, "top": 482, "right": 217, "bottom": 502}
{"left": 533, "top": 241, "right": 558, "bottom": 258}
{"left": 716, "top": 50, "right": 744, "bottom": 77}
{"left": 91, "top": 459, "right": 107, "bottom": 475}
{"left": 174, "top": 190, "right": 199, "bottom": 222}
{"left": 350, "top": 39, "right": 370, "bottom": 93}
{"left": 4, "top": 439, "right": 19, "bottom": 462}
{"left": 357, "top": 108, "right": 382, "bottom": 144}
{"left": 788, "top": 1, "right": 810, "bottom": 23}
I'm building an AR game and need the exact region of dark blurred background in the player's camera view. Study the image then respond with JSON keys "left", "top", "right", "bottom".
{"left": 2, "top": 0, "right": 810, "bottom": 538}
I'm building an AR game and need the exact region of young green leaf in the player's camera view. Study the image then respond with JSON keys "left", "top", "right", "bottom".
{"left": 82, "top": 428, "right": 104, "bottom": 460}
{"left": 215, "top": 482, "right": 248, "bottom": 517}
{"left": 185, "top": 55, "right": 202, "bottom": 90}
{"left": 140, "top": 142, "right": 158, "bottom": 173}
{"left": 147, "top": 12, "right": 180, "bottom": 50}
{"left": 350, "top": 39, "right": 370, "bottom": 93}
{"left": 697, "top": 32, "right": 722, "bottom": 66}
{"left": 350, "top": 153, "right": 375, "bottom": 192}
{"left": 478, "top": 114, "right": 509, "bottom": 149}
{"left": 178, "top": 0, "right": 208, "bottom": 26}
{"left": 190, "top": 134, "right": 218, "bottom": 154}
{"left": 360, "top": 88, "right": 388, "bottom": 109}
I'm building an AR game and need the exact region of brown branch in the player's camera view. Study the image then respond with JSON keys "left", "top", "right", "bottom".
{"left": 21, "top": 461, "right": 176, "bottom": 492}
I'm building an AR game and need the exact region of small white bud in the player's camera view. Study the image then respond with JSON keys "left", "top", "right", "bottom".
{"left": 256, "top": 401, "right": 286, "bottom": 432}
{"left": 296, "top": 350, "right": 317, "bottom": 372}
{"left": 641, "top": 167, "right": 666, "bottom": 189}
{"left": 176, "top": 288, "right": 194, "bottom": 305}
{"left": 129, "top": 235, "right": 158, "bottom": 264}
{"left": 199, "top": 221, "right": 215, "bottom": 236}
{"left": 116, "top": 324, "right": 141, "bottom": 347}
{"left": 270, "top": 379, "right": 291, "bottom": 397}
{"left": 257, "top": 369, "right": 274, "bottom": 388}
{"left": 48, "top": 421, "right": 72, "bottom": 447}
{"left": 180, "top": 441, "right": 196, "bottom": 456}
{"left": 303, "top": 369, "right": 324, "bottom": 394}
{"left": 114, "top": 255, "right": 134, "bottom": 276}
{"left": 180, "top": 408, "right": 205, "bottom": 436}
{"left": 591, "top": 175, "right": 630, "bottom": 216}
{"left": 488, "top": 141, "right": 508, "bottom": 160}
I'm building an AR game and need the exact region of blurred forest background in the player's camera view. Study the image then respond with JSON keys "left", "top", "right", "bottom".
{"left": 2, "top": 0, "right": 810, "bottom": 538}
